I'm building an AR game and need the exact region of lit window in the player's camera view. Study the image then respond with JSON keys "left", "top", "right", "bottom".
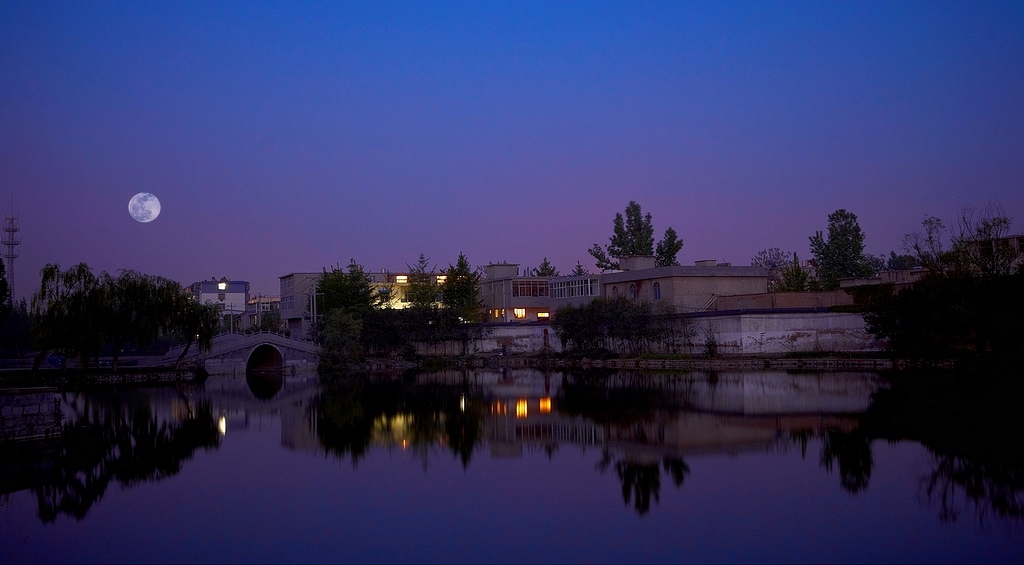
{"left": 537, "top": 312, "right": 549, "bottom": 319}
{"left": 539, "top": 397, "right": 551, "bottom": 414}
{"left": 515, "top": 398, "right": 528, "bottom": 419}
{"left": 395, "top": 275, "right": 408, "bottom": 284}
{"left": 654, "top": 282, "right": 661, "bottom": 300}
{"left": 436, "top": 275, "right": 447, "bottom": 284}
{"left": 513, "top": 308, "right": 526, "bottom": 319}
{"left": 217, "top": 282, "right": 227, "bottom": 291}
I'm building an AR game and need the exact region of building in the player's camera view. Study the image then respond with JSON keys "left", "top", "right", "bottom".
{"left": 480, "top": 263, "right": 552, "bottom": 322}
{"left": 549, "top": 274, "right": 602, "bottom": 309}
{"left": 188, "top": 277, "right": 250, "bottom": 325}
{"left": 279, "top": 272, "right": 321, "bottom": 339}
{"left": 279, "top": 268, "right": 448, "bottom": 339}
{"left": 600, "top": 257, "right": 768, "bottom": 313}
{"left": 964, "top": 233, "right": 1024, "bottom": 274}
{"left": 241, "top": 295, "right": 281, "bottom": 331}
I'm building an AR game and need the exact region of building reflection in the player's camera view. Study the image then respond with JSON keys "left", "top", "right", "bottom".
{"left": 4, "top": 366, "right": 1021, "bottom": 524}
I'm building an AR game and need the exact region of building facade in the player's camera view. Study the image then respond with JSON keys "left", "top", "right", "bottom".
{"left": 188, "top": 277, "right": 250, "bottom": 320}
{"left": 600, "top": 259, "right": 768, "bottom": 313}
{"left": 480, "top": 263, "right": 552, "bottom": 322}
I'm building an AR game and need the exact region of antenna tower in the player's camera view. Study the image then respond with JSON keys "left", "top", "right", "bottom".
{"left": 3, "top": 205, "right": 20, "bottom": 304}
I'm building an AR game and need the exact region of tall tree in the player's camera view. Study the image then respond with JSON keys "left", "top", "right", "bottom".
{"left": 751, "top": 247, "right": 792, "bottom": 292}
{"left": 809, "top": 209, "right": 873, "bottom": 289}
{"left": 318, "top": 261, "right": 379, "bottom": 321}
{"left": 570, "top": 262, "right": 590, "bottom": 276}
{"left": 440, "top": 252, "right": 483, "bottom": 322}
{"left": 535, "top": 257, "right": 559, "bottom": 277}
{"left": 655, "top": 227, "right": 683, "bottom": 267}
{"left": 406, "top": 254, "right": 439, "bottom": 309}
{"left": 588, "top": 201, "right": 683, "bottom": 271}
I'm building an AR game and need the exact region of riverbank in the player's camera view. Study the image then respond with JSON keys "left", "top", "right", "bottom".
{"left": 354, "top": 354, "right": 953, "bottom": 373}
{"left": 0, "top": 367, "right": 199, "bottom": 390}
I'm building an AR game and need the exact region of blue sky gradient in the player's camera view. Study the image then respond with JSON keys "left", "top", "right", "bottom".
{"left": 2, "top": 1, "right": 1022, "bottom": 296}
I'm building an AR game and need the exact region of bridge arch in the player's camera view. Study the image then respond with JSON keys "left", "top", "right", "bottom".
{"left": 246, "top": 344, "right": 285, "bottom": 400}
{"left": 246, "top": 343, "right": 284, "bottom": 371}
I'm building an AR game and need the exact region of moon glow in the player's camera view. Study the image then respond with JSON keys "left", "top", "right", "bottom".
{"left": 128, "top": 193, "right": 161, "bottom": 223}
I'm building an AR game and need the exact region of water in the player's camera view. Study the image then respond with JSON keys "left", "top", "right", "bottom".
{"left": 1, "top": 368, "right": 1021, "bottom": 563}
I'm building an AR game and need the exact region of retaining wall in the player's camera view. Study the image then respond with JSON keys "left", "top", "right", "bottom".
{"left": 1, "top": 388, "right": 62, "bottom": 441}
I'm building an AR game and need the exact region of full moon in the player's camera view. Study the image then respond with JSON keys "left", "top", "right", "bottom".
{"left": 128, "top": 193, "right": 161, "bottom": 223}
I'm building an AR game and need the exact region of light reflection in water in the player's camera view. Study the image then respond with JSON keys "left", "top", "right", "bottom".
{"left": 2, "top": 367, "right": 1023, "bottom": 563}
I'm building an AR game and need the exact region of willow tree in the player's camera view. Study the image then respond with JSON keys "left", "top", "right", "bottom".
{"left": 31, "top": 263, "right": 104, "bottom": 369}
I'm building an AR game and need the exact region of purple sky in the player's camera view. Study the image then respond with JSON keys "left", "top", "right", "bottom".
{"left": 2, "top": 1, "right": 1022, "bottom": 298}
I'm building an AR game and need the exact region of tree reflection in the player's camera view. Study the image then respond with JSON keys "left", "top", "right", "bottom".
{"left": 563, "top": 373, "right": 691, "bottom": 516}
{"left": 315, "top": 374, "right": 484, "bottom": 469}
{"left": 862, "top": 366, "right": 1024, "bottom": 527}
{"left": 30, "top": 392, "right": 220, "bottom": 522}
{"left": 820, "top": 430, "right": 873, "bottom": 493}
{"left": 616, "top": 461, "right": 661, "bottom": 515}
{"left": 922, "top": 453, "right": 1024, "bottom": 526}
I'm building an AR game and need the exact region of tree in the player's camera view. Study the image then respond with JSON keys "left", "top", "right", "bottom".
{"left": 884, "top": 251, "right": 919, "bottom": 271}
{"left": 903, "top": 215, "right": 948, "bottom": 272}
{"left": 903, "top": 206, "right": 1016, "bottom": 277}
{"left": 655, "top": 227, "right": 683, "bottom": 267}
{"left": 171, "top": 297, "right": 220, "bottom": 369}
{"left": 31, "top": 263, "right": 104, "bottom": 369}
{"left": 440, "top": 252, "right": 483, "bottom": 322}
{"left": 406, "top": 253, "right": 439, "bottom": 309}
{"left": 535, "top": 257, "right": 559, "bottom": 277}
{"left": 950, "top": 204, "right": 1017, "bottom": 277}
{"left": 809, "top": 209, "right": 873, "bottom": 289}
{"left": 317, "top": 261, "right": 379, "bottom": 322}
{"left": 570, "top": 262, "right": 590, "bottom": 276}
{"left": 588, "top": 201, "right": 683, "bottom": 271}
{"left": 777, "top": 253, "right": 810, "bottom": 292}
{"left": 751, "top": 247, "right": 792, "bottom": 292}
{"left": 0, "top": 257, "right": 10, "bottom": 325}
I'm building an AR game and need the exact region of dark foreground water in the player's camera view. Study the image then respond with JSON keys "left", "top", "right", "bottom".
{"left": 2, "top": 368, "right": 1022, "bottom": 563}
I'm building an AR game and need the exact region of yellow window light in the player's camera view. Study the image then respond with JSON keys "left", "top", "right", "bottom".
{"left": 539, "top": 397, "right": 552, "bottom": 414}
{"left": 515, "top": 398, "right": 528, "bottom": 419}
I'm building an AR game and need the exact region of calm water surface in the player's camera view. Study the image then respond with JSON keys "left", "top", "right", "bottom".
{"left": 1, "top": 368, "right": 1021, "bottom": 563}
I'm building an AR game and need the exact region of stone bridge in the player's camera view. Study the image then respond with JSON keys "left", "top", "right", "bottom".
{"left": 144, "top": 331, "right": 321, "bottom": 372}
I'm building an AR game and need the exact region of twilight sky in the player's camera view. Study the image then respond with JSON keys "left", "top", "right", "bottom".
{"left": 2, "top": 1, "right": 1022, "bottom": 298}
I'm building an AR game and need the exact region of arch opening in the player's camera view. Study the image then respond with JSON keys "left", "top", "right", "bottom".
{"left": 246, "top": 344, "right": 285, "bottom": 400}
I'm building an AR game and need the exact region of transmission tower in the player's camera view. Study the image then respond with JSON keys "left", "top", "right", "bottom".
{"left": 3, "top": 207, "right": 20, "bottom": 304}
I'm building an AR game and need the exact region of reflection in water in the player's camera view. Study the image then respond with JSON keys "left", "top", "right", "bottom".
{"left": 820, "top": 430, "right": 873, "bottom": 493}
{"left": 0, "top": 388, "right": 221, "bottom": 522}
{"left": 312, "top": 368, "right": 897, "bottom": 516}
{"left": 4, "top": 366, "right": 1023, "bottom": 531}
{"left": 863, "top": 369, "right": 1024, "bottom": 528}
{"left": 246, "top": 367, "right": 284, "bottom": 400}
{"left": 315, "top": 375, "right": 483, "bottom": 469}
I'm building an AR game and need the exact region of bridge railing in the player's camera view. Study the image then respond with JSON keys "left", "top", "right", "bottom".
{"left": 164, "top": 330, "right": 318, "bottom": 358}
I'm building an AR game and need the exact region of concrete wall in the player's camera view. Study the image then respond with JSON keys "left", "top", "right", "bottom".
{"left": 408, "top": 310, "right": 881, "bottom": 357}
{"left": 690, "top": 311, "right": 883, "bottom": 355}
